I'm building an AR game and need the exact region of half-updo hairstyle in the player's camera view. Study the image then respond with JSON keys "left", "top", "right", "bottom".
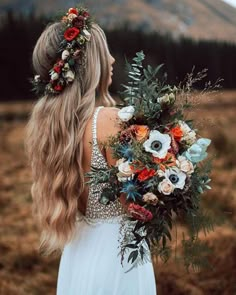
{"left": 24, "top": 21, "right": 115, "bottom": 255}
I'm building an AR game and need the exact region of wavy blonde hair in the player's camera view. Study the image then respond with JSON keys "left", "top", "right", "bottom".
{"left": 25, "top": 22, "right": 115, "bottom": 255}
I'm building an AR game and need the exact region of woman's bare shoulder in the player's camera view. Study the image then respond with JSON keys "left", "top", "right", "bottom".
{"left": 98, "top": 106, "right": 121, "bottom": 141}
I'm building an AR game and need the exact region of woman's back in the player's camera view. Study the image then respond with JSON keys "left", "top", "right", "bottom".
{"left": 78, "top": 106, "right": 125, "bottom": 219}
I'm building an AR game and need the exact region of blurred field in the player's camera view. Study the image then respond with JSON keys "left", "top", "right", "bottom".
{"left": 0, "top": 91, "right": 236, "bottom": 295}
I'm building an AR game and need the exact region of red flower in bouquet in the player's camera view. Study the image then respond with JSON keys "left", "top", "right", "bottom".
{"left": 137, "top": 168, "right": 156, "bottom": 181}
{"left": 170, "top": 126, "right": 183, "bottom": 142}
{"left": 64, "top": 27, "right": 80, "bottom": 41}
{"left": 128, "top": 203, "right": 153, "bottom": 222}
{"left": 130, "top": 160, "right": 144, "bottom": 173}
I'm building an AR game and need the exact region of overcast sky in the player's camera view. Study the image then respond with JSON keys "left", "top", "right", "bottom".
{"left": 222, "top": 0, "right": 236, "bottom": 8}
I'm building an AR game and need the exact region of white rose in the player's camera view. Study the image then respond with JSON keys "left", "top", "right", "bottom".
{"left": 64, "top": 70, "right": 75, "bottom": 82}
{"left": 157, "top": 93, "right": 175, "bottom": 104}
{"left": 158, "top": 179, "right": 175, "bottom": 195}
{"left": 177, "top": 156, "right": 194, "bottom": 175}
{"left": 50, "top": 72, "right": 59, "bottom": 81}
{"left": 62, "top": 50, "right": 70, "bottom": 60}
{"left": 158, "top": 94, "right": 169, "bottom": 104}
{"left": 68, "top": 13, "right": 77, "bottom": 21}
{"left": 179, "top": 121, "right": 196, "bottom": 145}
{"left": 115, "top": 158, "right": 125, "bottom": 167}
{"left": 142, "top": 192, "right": 159, "bottom": 205}
{"left": 117, "top": 161, "right": 134, "bottom": 182}
{"left": 118, "top": 106, "right": 135, "bottom": 122}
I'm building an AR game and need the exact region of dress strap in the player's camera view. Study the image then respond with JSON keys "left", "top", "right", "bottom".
{"left": 92, "top": 106, "right": 104, "bottom": 146}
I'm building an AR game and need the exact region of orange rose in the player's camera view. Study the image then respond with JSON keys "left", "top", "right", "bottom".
{"left": 170, "top": 126, "right": 183, "bottom": 142}
{"left": 153, "top": 152, "right": 176, "bottom": 171}
{"left": 137, "top": 168, "right": 156, "bottom": 181}
{"left": 133, "top": 125, "right": 149, "bottom": 141}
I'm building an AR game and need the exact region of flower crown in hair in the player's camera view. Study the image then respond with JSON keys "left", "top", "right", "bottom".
{"left": 32, "top": 6, "right": 92, "bottom": 96}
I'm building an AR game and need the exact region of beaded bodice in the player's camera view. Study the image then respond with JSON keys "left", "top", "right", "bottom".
{"left": 83, "top": 106, "right": 125, "bottom": 221}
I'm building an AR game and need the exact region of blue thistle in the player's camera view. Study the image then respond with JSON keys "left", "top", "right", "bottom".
{"left": 121, "top": 180, "right": 142, "bottom": 202}
{"left": 119, "top": 145, "right": 134, "bottom": 161}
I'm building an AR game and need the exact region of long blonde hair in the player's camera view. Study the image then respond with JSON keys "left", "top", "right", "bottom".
{"left": 25, "top": 21, "right": 115, "bottom": 255}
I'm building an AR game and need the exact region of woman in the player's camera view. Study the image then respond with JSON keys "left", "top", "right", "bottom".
{"left": 25, "top": 6, "right": 157, "bottom": 295}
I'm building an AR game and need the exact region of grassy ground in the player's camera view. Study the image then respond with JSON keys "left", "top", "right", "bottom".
{"left": 0, "top": 91, "right": 236, "bottom": 295}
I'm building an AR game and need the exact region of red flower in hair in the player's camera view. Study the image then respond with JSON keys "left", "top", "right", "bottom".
{"left": 128, "top": 203, "right": 153, "bottom": 222}
{"left": 72, "top": 16, "right": 85, "bottom": 28}
{"left": 58, "top": 60, "right": 65, "bottom": 67}
{"left": 53, "top": 65, "right": 62, "bottom": 73}
{"left": 83, "top": 11, "right": 90, "bottom": 18}
{"left": 68, "top": 8, "right": 78, "bottom": 15}
{"left": 137, "top": 168, "right": 156, "bottom": 182}
{"left": 64, "top": 27, "right": 80, "bottom": 41}
{"left": 54, "top": 84, "right": 63, "bottom": 92}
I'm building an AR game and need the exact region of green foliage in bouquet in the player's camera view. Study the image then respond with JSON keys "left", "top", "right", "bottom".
{"left": 87, "top": 51, "right": 220, "bottom": 272}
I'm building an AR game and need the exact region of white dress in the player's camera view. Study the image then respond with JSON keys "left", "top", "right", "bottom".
{"left": 56, "top": 106, "right": 157, "bottom": 295}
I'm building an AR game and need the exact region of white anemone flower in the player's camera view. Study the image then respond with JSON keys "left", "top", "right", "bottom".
{"left": 143, "top": 130, "right": 171, "bottom": 159}
{"left": 164, "top": 167, "right": 186, "bottom": 189}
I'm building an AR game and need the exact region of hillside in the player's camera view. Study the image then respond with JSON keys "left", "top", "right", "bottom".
{"left": 0, "top": 0, "right": 236, "bottom": 43}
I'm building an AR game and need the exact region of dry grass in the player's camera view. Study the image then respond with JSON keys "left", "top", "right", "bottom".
{"left": 0, "top": 91, "right": 236, "bottom": 295}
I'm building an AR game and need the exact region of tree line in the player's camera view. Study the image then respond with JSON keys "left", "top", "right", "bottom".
{"left": 0, "top": 11, "right": 236, "bottom": 101}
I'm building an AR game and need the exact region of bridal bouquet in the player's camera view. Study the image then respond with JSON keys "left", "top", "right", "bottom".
{"left": 87, "top": 51, "right": 215, "bottom": 271}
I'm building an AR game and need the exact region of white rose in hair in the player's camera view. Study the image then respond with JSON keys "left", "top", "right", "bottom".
{"left": 118, "top": 106, "right": 135, "bottom": 122}
{"left": 68, "top": 13, "right": 77, "bottom": 21}
{"left": 158, "top": 179, "right": 174, "bottom": 195}
{"left": 62, "top": 50, "right": 70, "bottom": 60}
{"left": 65, "top": 70, "right": 75, "bottom": 82}
{"left": 177, "top": 156, "right": 194, "bottom": 175}
{"left": 50, "top": 72, "right": 59, "bottom": 81}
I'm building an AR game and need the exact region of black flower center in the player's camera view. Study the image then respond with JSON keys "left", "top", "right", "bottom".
{"left": 169, "top": 174, "right": 179, "bottom": 184}
{"left": 151, "top": 140, "right": 162, "bottom": 152}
